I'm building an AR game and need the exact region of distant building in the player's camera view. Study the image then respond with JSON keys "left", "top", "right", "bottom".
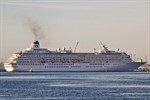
{"left": 138, "top": 64, "right": 150, "bottom": 71}
{"left": 0, "top": 63, "right": 5, "bottom": 71}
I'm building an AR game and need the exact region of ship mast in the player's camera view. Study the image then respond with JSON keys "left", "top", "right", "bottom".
{"left": 74, "top": 42, "right": 79, "bottom": 53}
{"left": 100, "top": 42, "right": 108, "bottom": 51}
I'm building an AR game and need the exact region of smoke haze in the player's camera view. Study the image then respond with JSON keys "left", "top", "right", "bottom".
{"left": 26, "top": 19, "right": 47, "bottom": 46}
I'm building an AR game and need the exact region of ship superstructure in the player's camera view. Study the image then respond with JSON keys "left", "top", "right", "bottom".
{"left": 4, "top": 41, "right": 146, "bottom": 72}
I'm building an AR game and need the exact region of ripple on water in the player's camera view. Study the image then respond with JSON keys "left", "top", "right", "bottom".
{"left": 0, "top": 72, "right": 150, "bottom": 100}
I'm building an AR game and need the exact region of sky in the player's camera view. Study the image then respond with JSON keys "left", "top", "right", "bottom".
{"left": 0, "top": 0, "right": 150, "bottom": 63}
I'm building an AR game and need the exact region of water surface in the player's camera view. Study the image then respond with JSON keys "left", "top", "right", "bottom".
{"left": 0, "top": 72, "right": 150, "bottom": 100}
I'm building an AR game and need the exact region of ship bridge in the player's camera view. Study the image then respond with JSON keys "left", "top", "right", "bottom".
{"left": 99, "top": 42, "right": 128, "bottom": 56}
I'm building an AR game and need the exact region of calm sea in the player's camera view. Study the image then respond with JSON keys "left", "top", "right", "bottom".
{"left": 0, "top": 72, "right": 150, "bottom": 100}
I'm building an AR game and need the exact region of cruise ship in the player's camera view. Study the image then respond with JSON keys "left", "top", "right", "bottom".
{"left": 4, "top": 41, "right": 146, "bottom": 72}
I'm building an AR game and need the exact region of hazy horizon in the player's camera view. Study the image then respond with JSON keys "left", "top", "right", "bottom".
{"left": 0, "top": 0, "right": 150, "bottom": 63}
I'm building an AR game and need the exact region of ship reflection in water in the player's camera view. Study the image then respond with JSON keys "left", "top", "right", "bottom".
{"left": 0, "top": 72, "right": 150, "bottom": 100}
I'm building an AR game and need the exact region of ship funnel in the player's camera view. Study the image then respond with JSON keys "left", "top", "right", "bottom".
{"left": 32, "top": 41, "right": 40, "bottom": 49}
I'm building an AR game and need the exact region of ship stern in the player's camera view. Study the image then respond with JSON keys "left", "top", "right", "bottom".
{"left": 4, "top": 63, "right": 15, "bottom": 72}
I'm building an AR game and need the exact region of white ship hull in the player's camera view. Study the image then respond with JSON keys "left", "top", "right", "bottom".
{"left": 4, "top": 62, "right": 145, "bottom": 72}
{"left": 4, "top": 41, "right": 146, "bottom": 72}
